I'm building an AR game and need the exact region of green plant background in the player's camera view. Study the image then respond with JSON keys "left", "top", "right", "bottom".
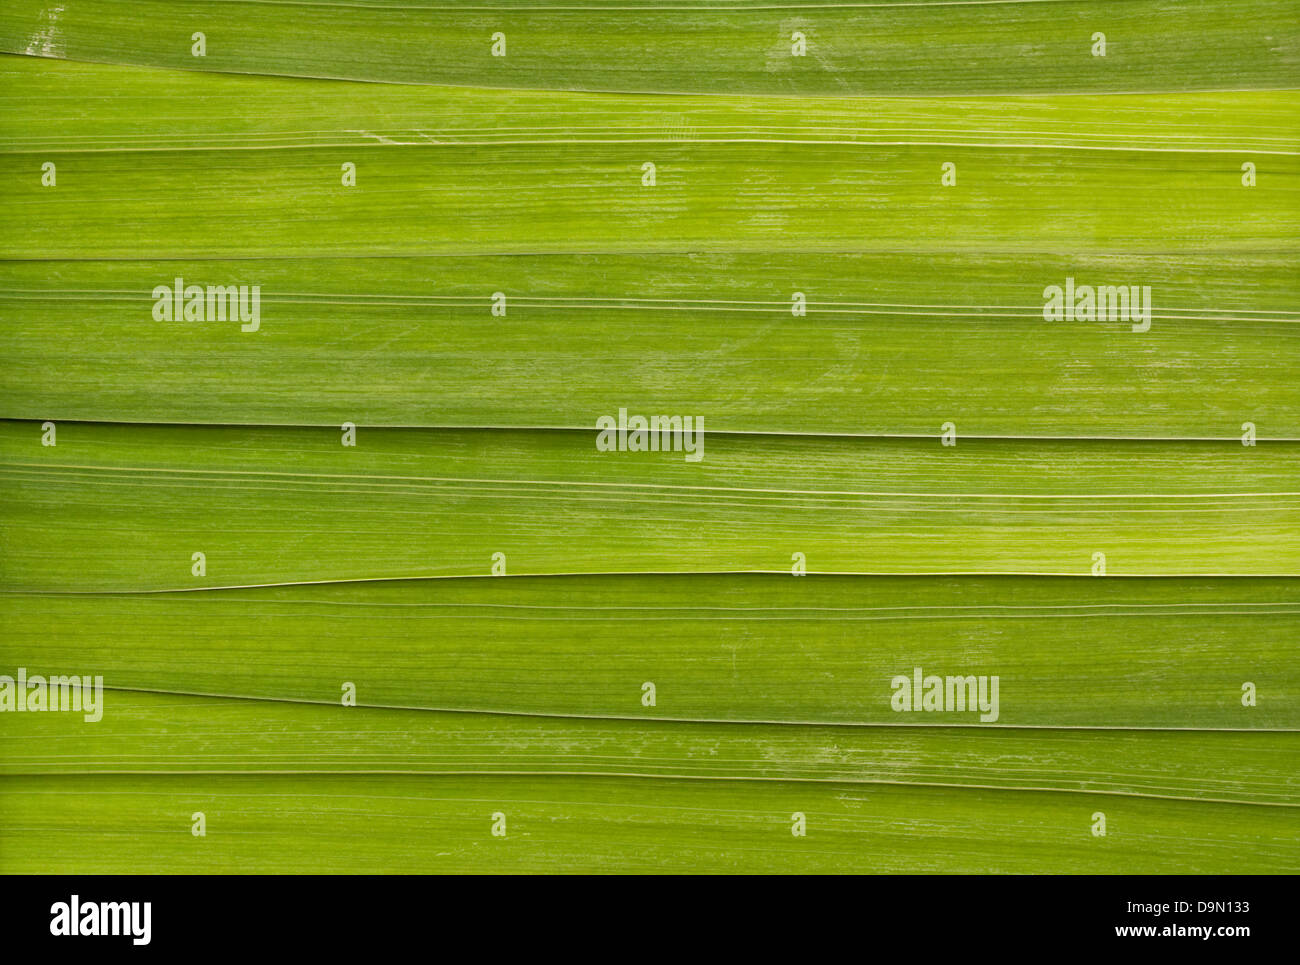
{"left": 0, "top": 1, "right": 1297, "bottom": 873}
